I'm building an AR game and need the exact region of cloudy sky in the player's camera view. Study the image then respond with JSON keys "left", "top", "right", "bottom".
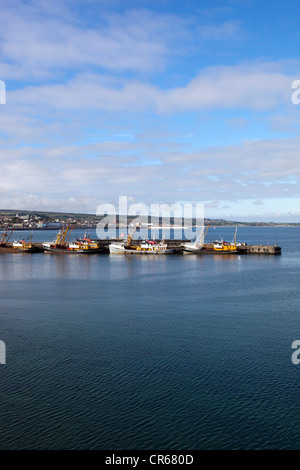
{"left": 0, "top": 0, "right": 300, "bottom": 221}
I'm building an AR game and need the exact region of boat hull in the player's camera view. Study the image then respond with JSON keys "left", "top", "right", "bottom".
{"left": 109, "top": 243, "right": 173, "bottom": 255}
{"left": 13, "top": 247, "right": 39, "bottom": 252}
{"left": 67, "top": 248, "right": 103, "bottom": 253}
{"left": 182, "top": 245, "right": 203, "bottom": 253}
{"left": 13, "top": 242, "right": 40, "bottom": 252}
{"left": 43, "top": 244, "right": 103, "bottom": 254}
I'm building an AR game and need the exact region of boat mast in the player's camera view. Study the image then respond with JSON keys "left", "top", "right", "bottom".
{"left": 195, "top": 224, "right": 210, "bottom": 248}
{"left": 126, "top": 224, "right": 138, "bottom": 247}
{"left": 0, "top": 228, "right": 14, "bottom": 245}
{"left": 231, "top": 227, "right": 237, "bottom": 246}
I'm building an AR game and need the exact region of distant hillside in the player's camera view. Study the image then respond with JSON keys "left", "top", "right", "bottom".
{"left": 0, "top": 209, "right": 299, "bottom": 226}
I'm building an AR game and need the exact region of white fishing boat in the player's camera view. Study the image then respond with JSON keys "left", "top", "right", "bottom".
{"left": 182, "top": 225, "right": 210, "bottom": 253}
{"left": 109, "top": 240, "right": 173, "bottom": 254}
{"left": 109, "top": 225, "right": 173, "bottom": 254}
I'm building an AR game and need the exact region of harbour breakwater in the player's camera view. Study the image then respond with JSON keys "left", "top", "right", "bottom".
{"left": 0, "top": 240, "right": 281, "bottom": 255}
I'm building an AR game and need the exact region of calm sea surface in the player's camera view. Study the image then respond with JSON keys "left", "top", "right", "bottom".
{"left": 0, "top": 227, "right": 300, "bottom": 449}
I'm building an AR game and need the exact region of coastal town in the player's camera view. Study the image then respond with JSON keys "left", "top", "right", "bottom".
{"left": 0, "top": 210, "right": 299, "bottom": 231}
{"left": 0, "top": 211, "right": 96, "bottom": 230}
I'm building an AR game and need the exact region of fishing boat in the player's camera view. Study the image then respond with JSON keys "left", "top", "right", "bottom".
{"left": 43, "top": 226, "right": 74, "bottom": 252}
{"left": 43, "top": 227, "right": 103, "bottom": 253}
{"left": 213, "top": 228, "right": 239, "bottom": 253}
{"left": 12, "top": 234, "right": 38, "bottom": 252}
{"left": 67, "top": 232, "right": 103, "bottom": 253}
{"left": 109, "top": 225, "right": 173, "bottom": 254}
{"left": 182, "top": 225, "right": 210, "bottom": 253}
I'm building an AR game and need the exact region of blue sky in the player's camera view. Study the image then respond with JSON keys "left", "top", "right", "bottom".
{"left": 0, "top": 0, "right": 300, "bottom": 221}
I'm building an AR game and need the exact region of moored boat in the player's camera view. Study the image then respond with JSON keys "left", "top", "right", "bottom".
{"left": 182, "top": 225, "right": 210, "bottom": 253}
{"left": 213, "top": 228, "right": 239, "bottom": 253}
{"left": 109, "top": 225, "right": 173, "bottom": 254}
{"left": 43, "top": 227, "right": 103, "bottom": 253}
{"left": 43, "top": 226, "right": 73, "bottom": 252}
{"left": 67, "top": 234, "right": 103, "bottom": 253}
{"left": 109, "top": 239, "right": 173, "bottom": 254}
{"left": 12, "top": 239, "right": 38, "bottom": 252}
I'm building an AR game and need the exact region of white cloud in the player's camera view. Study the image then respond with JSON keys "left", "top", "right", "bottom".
{"left": 0, "top": 3, "right": 188, "bottom": 80}
{"left": 198, "top": 20, "right": 244, "bottom": 41}
{"left": 6, "top": 60, "right": 298, "bottom": 115}
{"left": 0, "top": 2, "right": 249, "bottom": 81}
{"left": 252, "top": 200, "right": 263, "bottom": 205}
{"left": 0, "top": 136, "right": 299, "bottom": 215}
{"left": 1, "top": 1, "right": 300, "bottom": 221}
{"left": 158, "top": 62, "right": 299, "bottom": 112}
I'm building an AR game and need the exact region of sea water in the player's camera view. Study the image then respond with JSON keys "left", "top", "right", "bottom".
{"left": 0, "top": 226, "right": 299, "bottom": 449}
